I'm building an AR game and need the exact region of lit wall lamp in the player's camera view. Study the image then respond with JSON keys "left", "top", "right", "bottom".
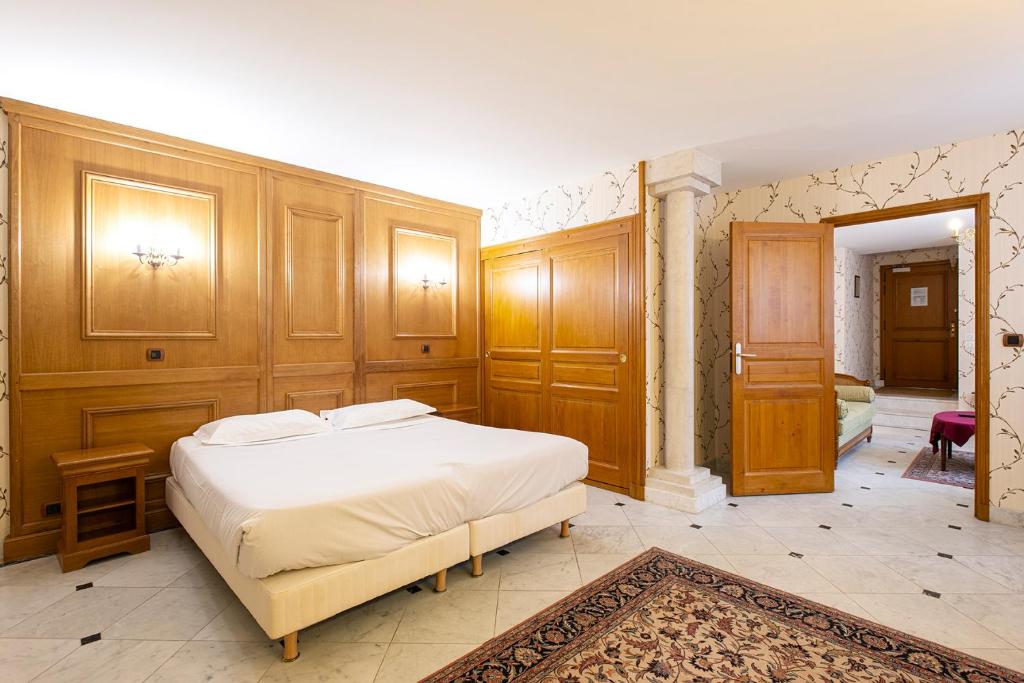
{"left": 420, "top": 273, "right": 448, "bottom": 289}
{"left": 132, "top": 244, "right": 185, "bottom": 269}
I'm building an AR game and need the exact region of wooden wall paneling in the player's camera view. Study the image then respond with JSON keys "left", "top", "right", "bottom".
{"left": 1, "top": 98, "right": 481, "bottom": 561}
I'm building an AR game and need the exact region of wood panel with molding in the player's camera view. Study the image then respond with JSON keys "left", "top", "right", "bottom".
{"left": 2, "top": 98, "right": 481, "bottom": 561}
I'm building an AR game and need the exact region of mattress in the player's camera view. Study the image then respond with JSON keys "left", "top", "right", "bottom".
{"left": 170, "top": 416, "right": 588, "bottom": 578}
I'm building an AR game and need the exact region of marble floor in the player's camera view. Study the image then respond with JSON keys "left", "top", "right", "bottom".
{"left": 4, "top": 425, "right": 1024, "bottom": 681}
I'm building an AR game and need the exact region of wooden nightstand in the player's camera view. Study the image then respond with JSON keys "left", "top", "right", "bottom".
{"left": 51, "top": 443, "right": 153, "bottom": 572}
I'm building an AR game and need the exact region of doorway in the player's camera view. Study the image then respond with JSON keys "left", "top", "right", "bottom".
{"left": 729, "top": 195, "right": 990, "bottom": 520}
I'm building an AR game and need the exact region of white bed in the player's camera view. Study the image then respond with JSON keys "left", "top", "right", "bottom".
{"left": 167, "top": 413, "right": 588, "bottom": 662}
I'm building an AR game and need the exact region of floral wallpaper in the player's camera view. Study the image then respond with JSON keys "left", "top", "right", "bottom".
{"left": 834, "top": 247, "right": 874, "bottom": 380}
{"left": 694, "top": 128, "right": 1024, "bottom": 524}
{"left": 481, "top": 164, "right": 639, "bottom": 247}
{"left": 0, "top": 110, "right": 9, "bottom": 558}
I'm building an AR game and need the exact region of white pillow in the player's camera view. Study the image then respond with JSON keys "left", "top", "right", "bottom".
{"left": 321, "top": 399, "right": 435, "bottom": 429}
{"left": 193, "top": 409, "right": 331, "bottom": 445}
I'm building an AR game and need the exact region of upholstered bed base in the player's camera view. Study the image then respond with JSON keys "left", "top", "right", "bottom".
{"left": 166, "top": 476, "right": 585, "bottom": 660}
{"left": 166, "top": 477, "right": 468, "bottom": 642}
{"left": 468, "top": 481, "right": 587, "bottom": 574}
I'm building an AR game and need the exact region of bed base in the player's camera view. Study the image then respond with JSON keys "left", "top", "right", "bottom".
{"left": 166, "top": 477, "right": 468, "bottom": 662}
{"left": 468, "top": 481, "right": 587, "bottom": 576}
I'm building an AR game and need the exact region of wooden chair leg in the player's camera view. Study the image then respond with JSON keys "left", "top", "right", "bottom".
{"left": 471, "top": 554, "right": 482, "bottom": 577}
{"left": 560, "top": 520, "right": 570, "bottom": 538}
{"left": 282, "top": 631, "right": 299, "bottom": 662}
{"left": 434, "top": 568, "right": 447, "bottom": 592}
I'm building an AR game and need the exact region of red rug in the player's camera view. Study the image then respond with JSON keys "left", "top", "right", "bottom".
{"left": 903, "top": 446, "right": 975, "bottom": 489}
{"left": 422, "top": 548, "right": 1019, "bottom": 682}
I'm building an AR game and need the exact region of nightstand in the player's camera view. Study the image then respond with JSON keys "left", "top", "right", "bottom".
{"left": 51, "top": 443, "right": 153, "bottom": 572}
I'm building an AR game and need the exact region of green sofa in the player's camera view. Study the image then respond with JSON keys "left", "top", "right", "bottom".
{"left": 836, "top": 374, "right": 876, "bottom": 460}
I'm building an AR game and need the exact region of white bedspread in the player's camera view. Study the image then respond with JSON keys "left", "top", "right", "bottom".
{"left": 169, "top": 417, "right": 588, "bottom": 578}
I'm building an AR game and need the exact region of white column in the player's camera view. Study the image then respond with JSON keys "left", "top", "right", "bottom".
{"left": 644, "top": 149, "right": 727, "bottom": 513}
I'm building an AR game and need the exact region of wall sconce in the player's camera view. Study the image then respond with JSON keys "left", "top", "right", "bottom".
{"left": 420, "top": 273, "right": 448, "bottom": 289}
{"left": 132, "top": 244, "right": 184, "bottom": 269}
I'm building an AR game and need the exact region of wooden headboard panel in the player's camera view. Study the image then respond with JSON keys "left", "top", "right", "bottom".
{"left": 2, "top": 99, "right": 481, "bottom": 561}
{"left": 835, "top": 373, "right": 872, "bottom": 387}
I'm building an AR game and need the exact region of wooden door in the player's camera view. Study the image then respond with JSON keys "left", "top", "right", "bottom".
{"left": 731, "top": 222, "right": 835, "bottom": 496}
{"left": 881, "top": 260, "right": 957, "bottom": 390}
{"left": 481, "top": 218, "right": 639, "bottom": 493}
{"left": 483, "top": 250, "right": 545, "bottom": 431}
{"left": 544, "top": 234, "right": 630, "bottom": 489}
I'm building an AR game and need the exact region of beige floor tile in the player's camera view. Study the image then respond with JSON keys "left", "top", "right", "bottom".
{"left": 684, "top": 505, "right": 756, "bottom": 527}
{"left": 194, "top": 603, "right": 268, "bottom": 642}
{"left": 633, "top": 525, "right": 718, "bottom": 555}
{"left": 3, "top": 586, "right": 159, "bottom": 639}
{"left": 908, "top": 526, "right": 1020, "bottom": 556}
{"left": 570, "top": 504, "right": 631, "bottom": 526}
{"left": 740, "top": 503, "right": 820, "bottom": 528}
{"left": 106, "top": 586, "right": 234, "bottom": 640}
{"left": 956, "top": 556, "right": 1024, "bottom": 592}
{"left": 0, "top": 553, "right": 129, "bottom": 588}
{"left": 305, "top": 590, "right": 409, "bottom": 643}
{"left": 766, "top": 527, "right": 862, "bottom": 555}
{"left": 169, "top": 560, "right": 231, "bottom": 590}
{"left": 797, "top": 593, "right": 873, "bottom": 620}
{"left": 494, "top": 552, "right": 582, "bottom": 591}
{"left": 575, "top": 553, "right": 651, "bottom": 583}
{"left": 878, "top": 555, "right": 1011, "bottom": 594}
{"left": 802, "top": 556, "right": 921, "bottom": 594}
{"left": 494, "top": 590, "right": 570, "bottom": 633}
{"left": 0, "top": 638, "right": 79, "bottom": 683}
{"left": 261, "top": 641, "right": 386, "bottom": 682}
{"left": 725, "top": 555, "right": 840, "bottom": 594}
{"left": 943, "top": 594, "right": 1024, "bottom": 649}
{"left": 568, "top": 526, "right": 644, "bottom": 555}
{"left": 94, "top": 548, "right": 205, "bottom": 588}
{"left": 787, "top": 503, "right": 874, "bottom": 527}
{"left": 440, "top": 559, "right": 501, "bottom": 591}
{"left": 961, "top": 648, "right": 1024, "bottom": 673}
{"left": 148, "top": 640, "right": 277, "bottom": 682}
{"left": 830, "top": 527, "right": 936, "bottom": 556}
{"left": 701, "top": 526, "right": 789, "bottom": 556}
{"left": 849, "top": 594, "right": 1013, "bottom": 649}
{"left": 621, "top": 502, "right": 692, "bottom": 527}
{"left": 374, "top": 643, "right": 476, "bottom": 683}
{"left": 391, "top": 589, "right": 497, "bottom": 644}
{"left": 33, "top": 639, "right": 184, "bottom": 683}
{"left": 0, "top": 584, "right": 75, "bottom": 631}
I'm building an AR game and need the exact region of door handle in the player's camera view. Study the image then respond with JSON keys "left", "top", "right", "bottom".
{"left": 484, "top": 351, "right": 490, "bottom": 358}
{"left": 950, "top": 322, "right": 956, "bottom": 338}
{"left": 734, "top": 343, "right": 757, "bottom": 375}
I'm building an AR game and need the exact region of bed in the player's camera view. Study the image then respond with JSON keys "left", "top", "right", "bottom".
{"left": 166, "top": 412, "right": 588, "bottom": 661}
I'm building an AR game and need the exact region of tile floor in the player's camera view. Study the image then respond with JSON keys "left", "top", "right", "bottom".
{"left": 4, "top": 425, "right": 1024, "bottom": 681}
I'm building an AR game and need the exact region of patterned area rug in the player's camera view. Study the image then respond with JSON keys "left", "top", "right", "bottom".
{"left": 903, "top": 446, "right": 975, "bottom": 489}
{"left": 423, "top": 548, "right": 1021, "bottom": 682}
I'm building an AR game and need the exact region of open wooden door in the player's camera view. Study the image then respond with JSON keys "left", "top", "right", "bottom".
{"left": 731, "top": 221, "right": 835, "bottom": 495}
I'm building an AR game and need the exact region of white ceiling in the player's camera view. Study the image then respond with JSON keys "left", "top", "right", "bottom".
{"left": 4, "top": 1, "right": 1024, "bottom": 208}
{"left": 834, "top": 208, "right": 972, "bottom": 254}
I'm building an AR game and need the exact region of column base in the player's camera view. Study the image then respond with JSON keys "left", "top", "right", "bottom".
{"left": 644, "top": 466, "right": 726, "bottom": 513}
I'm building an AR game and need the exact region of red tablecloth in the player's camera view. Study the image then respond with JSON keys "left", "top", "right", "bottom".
{"left": 930, "top": 410, "right": 976, "bottom": 453}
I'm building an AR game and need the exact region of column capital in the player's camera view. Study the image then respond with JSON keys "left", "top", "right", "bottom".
{"left": 645, "top": 149, "right": 722, "bottom": 198}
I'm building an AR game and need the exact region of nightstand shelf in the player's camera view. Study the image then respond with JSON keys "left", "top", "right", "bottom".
{"left": 51, "top": 443, "right": 153, "bottom": 572}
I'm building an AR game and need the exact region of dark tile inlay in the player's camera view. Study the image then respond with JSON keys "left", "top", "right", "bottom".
{"left": 888, "top": 460, "right": 897, "bottom": 464}
{"left": 957, "top": 503, "right": 969, "bottom": 508}
{"left": 860, "top": 486, "right": 871, "bottom": 490}
{"left": 76, "top": 582, "right": 93, "bottom": 591}
{"left": 690, "top": 524, "right": 702, "bottom": 530}
{"left": 614, "top": 502, "right": 626, "bottom": 507}
{"left": 406, "top": 585, "right": 422, "bottom": 594}
{"left": 923, "top": 589, "right": 942, "bottom": 599}
{"left": 898, "top": 450, "right": 907, "bottom": 454}
{"left": 80, "top": 633, "right": 101, "bottom": 646}
{"left": 842, "top": 503, "right": 854, "bottom": 508}
{"left": 937, "top": 552, "right": 954, "bottom": 559}
{"left": 496, "top": 549, "right": 510, "bottom": 556}
{"left": 818, "top": 524, "right": 832, "bottom": 530}
{"left": 728, "top": 503, "right": 738, "bottom": 507}
{"left": 875, "top": 472, "right": 885, "bottom": 476}
{"left": 568, "top": 523, "right": 575, "bottom": 528}
{"left": 948, "top": 525, "right": 962, "bottom": 530}
{"left": 789, "top": 551, "right": 804, "bottom": 558}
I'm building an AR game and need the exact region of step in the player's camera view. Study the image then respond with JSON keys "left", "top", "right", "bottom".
{"left": 873, "top": 410, "right": 933, "bottom": 431}
{"left": 873, "top": 394, "right": 958, "bottom": 417}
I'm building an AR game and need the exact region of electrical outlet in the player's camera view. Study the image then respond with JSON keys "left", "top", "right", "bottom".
{"left": 43, "top": 501, "right": 61, "bottom": 516}
{"left": 147, "top": 348, "right": 164, "bottom": 361}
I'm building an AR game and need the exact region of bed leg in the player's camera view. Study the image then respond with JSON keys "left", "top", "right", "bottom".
{"left": 471, "top": 554, "right": 483, "bottom": 577}
{"left": 866, "top": 426, "right": 873, "bottom": 443}
{"left": 434, "top": 568, "right": 447, "bottom": 592}
{"left": 282, "top": 632, "right": 299, "bottom": 662}
{"left": 560, "top": 520, "right": 570, "bottom": 538}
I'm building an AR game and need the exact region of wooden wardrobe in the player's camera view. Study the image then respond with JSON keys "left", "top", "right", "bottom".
{"left": 480, "top": 216, "right": 645, "bottom": 498}
{"left": 2, "top": 99, "right": 481, "bottom": 562}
